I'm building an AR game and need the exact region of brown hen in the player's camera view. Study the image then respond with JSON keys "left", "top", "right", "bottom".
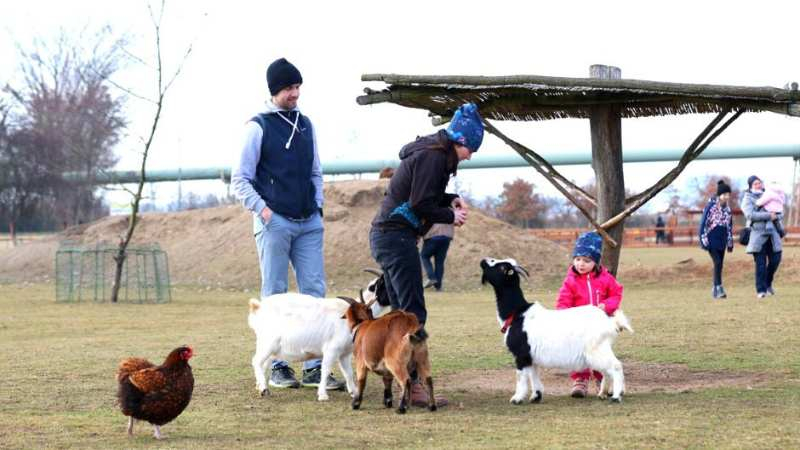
{"left": 116, "top": 346, "right": 194, "bottom": 439}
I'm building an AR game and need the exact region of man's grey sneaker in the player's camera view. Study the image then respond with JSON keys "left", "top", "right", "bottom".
{"left": 301, "top": 367, "right": 346, "bottom": 391}
{"left": 269, "top": 366, "right": 300, "bottom": 389}
{"left": 717, "top": 285, "right": 727, "bottom": 298}
{"left": 766, "top": 287, "right": 776, "bottom": 296}
{"left": 756, "top": 292, "right": 768, "bottom": 299}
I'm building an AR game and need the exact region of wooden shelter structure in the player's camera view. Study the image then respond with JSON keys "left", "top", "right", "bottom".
{"left": 357, "top": 65, "right": 800, "bottom": 273}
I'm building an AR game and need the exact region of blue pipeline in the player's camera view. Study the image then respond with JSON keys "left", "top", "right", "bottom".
{"left": 73, "top": 144, "right": 800, "bottom": 184}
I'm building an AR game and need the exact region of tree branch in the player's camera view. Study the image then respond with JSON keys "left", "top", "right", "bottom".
{"left": 480, "top": 120, "right": 596, "bottom": 206}
{"left": 604, "top": 109, "right": 743, "bottom": 229}
{"left": 482, "top": 119, "right": 617, "bottom": 247}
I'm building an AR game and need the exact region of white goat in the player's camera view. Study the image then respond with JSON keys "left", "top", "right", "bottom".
{"left": 248, "top": 294, "right": 356, "bottom": 401}
{"left": 480, "top": 257, "right": 633, "bottom": 404}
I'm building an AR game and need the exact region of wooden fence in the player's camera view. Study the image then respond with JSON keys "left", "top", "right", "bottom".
{"left": 0, "top": 233, "right": 53, "bottom": 248}
{"left": 528, "top": 226, "right": 800, "bottom": 248}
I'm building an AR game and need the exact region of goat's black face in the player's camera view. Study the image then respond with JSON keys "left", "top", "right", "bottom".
{"left": 366, "top": 275, "right": 391, "bottom": 307}
{"left": 480, "top": 257, "right": 528, "bottom": 288}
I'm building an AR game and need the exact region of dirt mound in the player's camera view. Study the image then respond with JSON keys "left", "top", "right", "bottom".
{"left": 0, "top": 180, "right": 567, "bottom": 290}
{"left": 619, "top": 255, "right": 800, "bottom": 286}
{"left": 443, "top": 362, "right": 780, "bottom": 396}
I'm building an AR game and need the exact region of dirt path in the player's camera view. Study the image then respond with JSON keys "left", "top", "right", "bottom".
{"left": 442, "top": 361, "right": 782, "bottom": 396}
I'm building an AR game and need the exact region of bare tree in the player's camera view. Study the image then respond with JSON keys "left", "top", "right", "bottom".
{"left": 5, "top": 26, "right": 127, "bottom": 228}
{"left": 0, "top": 95, "right": 59, "bottom": 244}
{"left": 688, "top": 175, "right": 741, "bottom": 211}
{"left": 110, "top": 0, "right": 192, "bottom": 303}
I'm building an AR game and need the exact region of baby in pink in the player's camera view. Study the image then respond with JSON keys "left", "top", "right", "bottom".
{"left": 755, "top": 182, "right": 785, "bottom": 237}
{"left": 756, "top": 183, "right": 785, "bottom": 213}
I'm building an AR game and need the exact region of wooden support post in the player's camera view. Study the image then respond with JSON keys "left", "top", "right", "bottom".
{"left": 589, "top": 65, "right": 625, "bottom": 275}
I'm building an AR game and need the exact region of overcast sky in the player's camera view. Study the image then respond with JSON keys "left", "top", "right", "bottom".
{"left": 2, "top": 0, "right": 799, "bottom": 212}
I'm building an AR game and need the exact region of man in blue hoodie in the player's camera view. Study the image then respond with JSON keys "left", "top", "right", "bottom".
{"left": 232, "top": 58, "right": 343, "bottom": 391}
{"left": 369, "top": 103, "right": 484, "bottom": 407}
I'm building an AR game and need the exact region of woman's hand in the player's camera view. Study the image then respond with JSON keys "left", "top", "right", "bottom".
{"left": 453, "top": 207, "right": 467, "bottom": 226}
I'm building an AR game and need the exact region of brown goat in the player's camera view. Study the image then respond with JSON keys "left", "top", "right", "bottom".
{"left": 339, "top": 296, "right": 436, "bottom": 414}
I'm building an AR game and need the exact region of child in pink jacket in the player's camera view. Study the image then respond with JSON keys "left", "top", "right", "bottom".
{"left": 556, "top": 231, "right": 624, "bottom": 398}
{"left": 755, "top": 181, "right": 786, "bottom": 237}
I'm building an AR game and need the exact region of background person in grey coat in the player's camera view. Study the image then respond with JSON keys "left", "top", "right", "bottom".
{"left": 741, "top": 175, "right": 783, "bottom": 298}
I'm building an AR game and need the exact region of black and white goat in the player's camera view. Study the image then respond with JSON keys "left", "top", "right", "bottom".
{"left": 360, "top": 269, "right": 393, "bottom": 318}
{"left": 480, "top": 257, "right": 633, "bottom": 404}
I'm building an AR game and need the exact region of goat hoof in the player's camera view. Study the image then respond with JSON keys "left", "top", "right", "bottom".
{"left": 429, "top": 405, "right": 437, "bottom": 412}
{"left": 383, "top": 400, "right": 393, "bottom": 408}
{"left": 510, "top": 398, "right": 524, "bottom": 405}
{"left": 317, "top": 395, "right": 329, "bottom": 402}
{"left": 396, "top": 407, "right": 407, "bottom": 415}
{"left": 609, "top": 397, "right": 622, "bottom": 404}
{"left": 351, "top": 402, "right": 361, "bottom": 410}
{"left": 259, "top": 389, "right": 269, "bottom": 397}
{"left": 530, "top": 391, "right": 542, "bottom": 403}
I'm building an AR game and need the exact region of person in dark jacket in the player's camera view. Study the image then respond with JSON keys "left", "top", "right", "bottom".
{"left": 369, "top": 102, "right": 483, "bottom": 407}
{"left": 231, "top": 58, "right": 343, "bottom": 391}
{"left": 421, "top": 223, "right": 455, "bottom": 291}
{"left": 698, "top": 180, "right": 734, "bottom": 299}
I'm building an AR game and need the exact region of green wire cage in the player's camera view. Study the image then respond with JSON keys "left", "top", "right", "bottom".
{"left": 55, "top": 241, "right": 171, "bottom": 303}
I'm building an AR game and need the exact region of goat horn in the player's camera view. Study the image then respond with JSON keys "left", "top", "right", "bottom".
{"left": 362, "top": 268, "right": 383, "bottom": 277}
{"left": 515, "top": 265, "right": 530, "bottom": 279}
{"left": 336, "top": 296, "right": 359, "bottom": 306}
{"left": 359, "top": 289, "right": 365, "bottom": 303}
{"left": 365, "top": 298, "right": 377, "bottom": 310}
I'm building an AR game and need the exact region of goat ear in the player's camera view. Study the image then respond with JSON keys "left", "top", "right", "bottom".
{"left": 480, "top": 274, "right": 486, "bottom": 285}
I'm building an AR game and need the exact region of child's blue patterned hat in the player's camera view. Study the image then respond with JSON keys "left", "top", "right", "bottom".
{"left": 446, "top": 103, "right": 484, "bottom": 152}
{"left": 573, "top": 231, "right": 603, "bottom": 264}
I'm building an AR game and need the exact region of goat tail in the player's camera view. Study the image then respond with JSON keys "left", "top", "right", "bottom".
{"left": 247, "top": 298, "right": 262, "bottom": 331}
{"left": 248, "top": 298, "right": 261, "bottom": 314}
{"left": 408, "top": 327, "right": 429, "bottom": 344}
{"left": 612, "top": 310, "right": 634, "bottom": 334}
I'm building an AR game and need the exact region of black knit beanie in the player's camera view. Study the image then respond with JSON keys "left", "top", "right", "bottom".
{"left": 266, "top": 58, "right": 302, "bottom": 96}
{"left": 716, "top": 180, "right": 732, "bottom": 196}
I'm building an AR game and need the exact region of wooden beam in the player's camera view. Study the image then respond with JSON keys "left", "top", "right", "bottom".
{"left": 589, "top": 65, "right": 625, "bottom": 274}
{"left": 361, "top": 73, "right": 800, "bottom": 102}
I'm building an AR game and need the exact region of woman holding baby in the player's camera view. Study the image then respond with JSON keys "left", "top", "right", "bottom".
{"left": 741, "top": 175, "right": 784, "bottom": 299}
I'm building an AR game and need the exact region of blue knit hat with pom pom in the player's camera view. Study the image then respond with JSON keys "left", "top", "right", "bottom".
{"left": 573, "top": 231, "right": 603, "bottom": 264}
{"left": 446, "top": 103, "right": 484, "bottom": 152}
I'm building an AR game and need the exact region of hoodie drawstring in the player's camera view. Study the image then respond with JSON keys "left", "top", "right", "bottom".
{"left": 276, "top": 111, "right": 300, "bottom": 149}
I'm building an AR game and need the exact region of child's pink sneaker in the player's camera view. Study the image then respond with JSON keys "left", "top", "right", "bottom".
{"left": 571, "top": 379, "right": 588, "bottom": 398}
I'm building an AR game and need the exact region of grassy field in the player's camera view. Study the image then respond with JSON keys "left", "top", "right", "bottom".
{"left": 2, "top": 273, "right": 799, "bottom": 450}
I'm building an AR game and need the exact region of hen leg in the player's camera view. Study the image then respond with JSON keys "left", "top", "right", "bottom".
{"left": 127, "top": 417, "right": 134, "bottom": 435}
{"left": 153, "top": 425, "right": 162, "bottom": 440}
